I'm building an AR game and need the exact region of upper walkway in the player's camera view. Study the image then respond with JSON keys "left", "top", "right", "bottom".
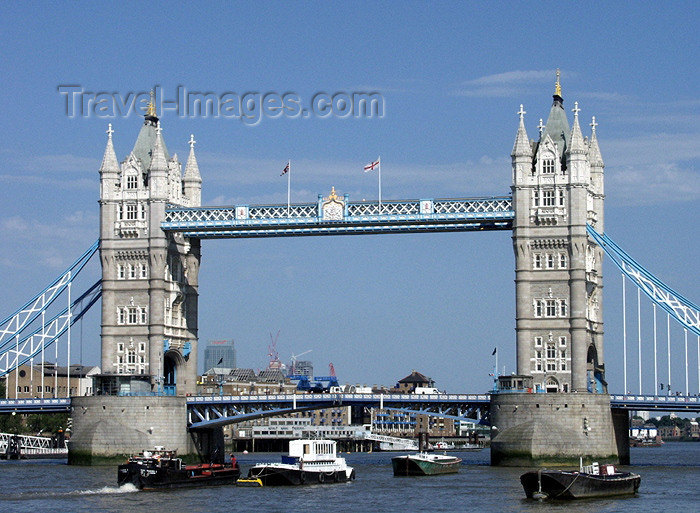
{"left": 162, "top": 196, "right": 514, "bottom": 238}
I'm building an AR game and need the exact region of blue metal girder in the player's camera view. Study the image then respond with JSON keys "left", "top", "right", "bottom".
{"left": 186, "top": 393, "right": 491, "bottom": 429}
{"left": 610, "top": 394, "right": 700, "bottom": 412}
{"left": 0, "top": 398, "right": 71, "bottom": 413}
{"left": 163, "top": 197, "right": 514, "bottom": 239}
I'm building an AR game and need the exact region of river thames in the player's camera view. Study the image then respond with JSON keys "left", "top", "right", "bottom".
{"left": 1, "top": 442, "right": 698, "bottom": 513}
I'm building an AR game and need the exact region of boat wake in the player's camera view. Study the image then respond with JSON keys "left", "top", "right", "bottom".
{"left": 74, "top": 484, "right": 139, "bottom": 495}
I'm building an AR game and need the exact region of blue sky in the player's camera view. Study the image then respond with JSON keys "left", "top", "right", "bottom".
{"left": 1, "top": 2, "right": 698, "bottom": 394}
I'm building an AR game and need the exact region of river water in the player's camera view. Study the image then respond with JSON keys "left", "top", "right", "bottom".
{"left": 1, "top": 442, "right": 698, "bottom": 513}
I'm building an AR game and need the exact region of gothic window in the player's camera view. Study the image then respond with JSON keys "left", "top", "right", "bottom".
{"left": 535, "top": 337, "right": 543, "bottom": 347}
{"left": 118, "top": 264, "right": 125, "bottom": 279}
{"left": 546, "top": 362, "right": 556, "bottom": 371}
{"left": 117, "top": 204, "right": 123, "bottom": 220}
{"left": 561, "top": 362, "right": 567, "bottom": 371}
{"left": 560, "top": 300, "right": 568, "bottom": 317}
{"left": 126, "top": 175, "right": 138, "bottom": 189}
{"left": 140, "top": 203, "right": 146, "bottom": 220}
{"left": 139, "top": 342, "right": 146, "bottom": 352}
{"left": 546, "top": 300, "right": 557, "bottom": 317}
{"left": 559, "top": 253, "right": 568, "bottom": 269}
{"left": 128, "top": 307, "right": 138, "bottom": 324}
{"left": 127, "top": 349, "right": 136, "bottom": 364}
{"left": 129, "top": 264, "right": 136, "bottom": 279}
{"left": 542, "top": 159, "right": 555, "bottom": 174}
{"left": 559, "top": 336, "right": 567, "bottom": 346}
{"left": 534, "top": 254, "right": 542, "bottom": 269}
{"left": 558, "top": 189, "right": 565, "bottom": 206}
{"left": 139, "top": 308, "right": 147, "bottom": 324}
{"left": 118, "top": 308, "right": 126, "bottom": 325}
{"left": 542, "top": 190, "right": 555, "bottom": 206}
{"left": 546, "top": 254, "right": 555, "bottom": 269}
{"left": 140, "top": 263, "right": 148, "bottom": 279}
{"left": 117, "top": 342, "right": 124, "bottom": 352}
{"left": 535, "top": 300, "right": 543, "bottom": 317}
{"left": 546, "top": 345, "right": 556, "bottom": 359}
{"left": 533, "top": 190, "right": 540, "bottom": 207}
{"left": 126, "top": 204, "right": 137, "bottom": 220}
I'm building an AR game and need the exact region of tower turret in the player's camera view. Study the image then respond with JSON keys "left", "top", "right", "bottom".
{"left": 183, "top": 134, "right": 202, "bottom": 207}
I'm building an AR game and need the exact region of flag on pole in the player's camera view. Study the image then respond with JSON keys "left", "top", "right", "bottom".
{"left": 281, "top": 162, "right": 290, "bottom": 176}
{"left": 363, "top": 159, "right": 380, "bottom": 172}
{"left": 492, "top": 347, "right": 497, "bottom": 356}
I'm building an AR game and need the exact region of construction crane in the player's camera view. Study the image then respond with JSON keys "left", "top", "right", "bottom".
{"left": 289, "top": 349, "right": 312, "bottom": 375}
{"left": 267, "top": 330, "right": 284, "bottom": 370}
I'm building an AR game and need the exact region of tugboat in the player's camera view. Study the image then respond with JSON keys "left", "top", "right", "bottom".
{"left": 246, "top": 439, "right": 355, "bottom": 486}
{"left": 117, "top": 447, "right": 240, "bottom": 490}
{"left": 520, "top": 460, "right": 641, "bottom": 500}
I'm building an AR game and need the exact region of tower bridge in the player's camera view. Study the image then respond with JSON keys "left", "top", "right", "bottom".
{"left": 1, "top": 76, "right": 699, "bottom": 465}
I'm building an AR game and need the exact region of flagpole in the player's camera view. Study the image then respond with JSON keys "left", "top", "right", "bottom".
{"left": 378, "top": 155, "right": 382, "bottom": 210}
{"left": 287, "top": 159, "right": 291, "bottom": 217}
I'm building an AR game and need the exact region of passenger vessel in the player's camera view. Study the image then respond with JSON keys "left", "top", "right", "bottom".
{"left": 247, "top": 439, "right": 355, "bottom": 486}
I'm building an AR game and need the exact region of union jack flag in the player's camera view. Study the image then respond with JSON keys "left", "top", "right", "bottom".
{"left": 281, "top": 162, "right": 290, "bottom": 176}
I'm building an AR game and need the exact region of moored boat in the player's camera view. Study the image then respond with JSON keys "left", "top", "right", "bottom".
{"left": 247, "top": 439, "right": 355, "bottom": 486}
{"left": 520, "top": 461, "right": 641, "bottom": 500}
{"left": 117, "top": 447, "right": 240, "bottom": 490}
{"left": 391, "top": 452, "right": 462, "bottom": 476}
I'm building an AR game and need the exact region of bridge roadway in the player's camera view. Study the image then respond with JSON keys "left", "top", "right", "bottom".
{"left": 3, "top": 393, "right": 699, "bottom": 426}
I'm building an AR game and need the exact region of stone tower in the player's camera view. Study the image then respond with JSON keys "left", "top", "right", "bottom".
{"left": 490, "top": 74, "right": 625, "bottom": 466}
{"left": 97, "top": 100, "right": 202, "bottom": 396}
{"left": 511, "top": 71, "right": 606, "bottom": 394}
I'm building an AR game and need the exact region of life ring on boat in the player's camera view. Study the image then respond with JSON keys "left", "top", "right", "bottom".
{"left": 317, "top": 473, "right": 325, "bottom": 484}
{"left": 298, "top": 471, "right": 306, "bottom": 484}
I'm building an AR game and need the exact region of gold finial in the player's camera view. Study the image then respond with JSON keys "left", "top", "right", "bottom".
{"left": 554, "top": 69, "right": 561, "bottom": 97}
{"left": 146, "top": 89, "right": 157, "bottom": 117}
{"left": 329, "top": 186, "right": 338, "bottom": 201}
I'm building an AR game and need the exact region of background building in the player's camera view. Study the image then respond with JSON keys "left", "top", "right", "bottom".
{"left": 203, "top": 340, "right": 236, "bottom": 373}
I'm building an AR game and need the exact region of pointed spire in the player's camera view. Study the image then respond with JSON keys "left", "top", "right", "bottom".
{"left": 568, "top": 101, "right": 586, "bottom": 154}
{"left": 99, "top": 123, "right": 119, "bottom": 173}
{"left": 184, "top": 133, "right": 202, "bottom": 183}
{"left": 511, "top": 104, "right": 532, "bottom": 157}
{"left": 149, "top": 121, "right": 168, "bottom": 173}
{"left": 588, "top": 116, "right": 604, "bottom": 167}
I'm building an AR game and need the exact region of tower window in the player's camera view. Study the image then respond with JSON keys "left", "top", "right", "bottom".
{"left": 558, "top": 189, "right": 565, "bottom": 206}
{"left": 118, "top": 264, "right": 125, "bottom": 279}
{"left": 560, "top": 300, "right": 568, "bottom": 317}
{"left": 546, "top": 299, "right": 557, "bottom": 317}
{"left": 126, "top": 175, "right": 138, "bottom": 189}
{"left": 534, "top": 254, "right": 542, "bottom": 269}
{"left": 559, "top": 254, "right": 568, "bottom": 269}
{"left": 546, "top": 254, "right": 555, "bottom": 269}
{"left": 535, "top": 336, "right": 543, "bottom": 346}
{"left": 126, "top": 204, "right": 137, "bottom": 220}
{"left": 533, "top": 190, "right": 540, "bottom": 207}
{"left": 542, "top": 159, "right": 555, "bottom": 174}
{"left": 140, "top": 263, "right": 148, "bottom": 279}
{"left": 542, "top": 190, "right": 555, "bottom": 206}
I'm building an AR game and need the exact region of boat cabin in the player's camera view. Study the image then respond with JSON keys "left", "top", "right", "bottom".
{"left": 288, "top": 440, "right": 338, "bottom": 462}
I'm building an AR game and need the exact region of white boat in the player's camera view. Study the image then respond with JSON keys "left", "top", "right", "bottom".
{"left": 246, "top": 439, "right": 355, "bottom": 486}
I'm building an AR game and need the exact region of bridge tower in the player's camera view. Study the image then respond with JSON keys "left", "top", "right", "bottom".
{"left": 97, "top": 100, "right": 202, "bottom": 396}
{"left": 491, "top": 73, "right": 626, "bottom": 466}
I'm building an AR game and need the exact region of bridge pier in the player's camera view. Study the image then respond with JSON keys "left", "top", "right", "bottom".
{"left": 489, "top": 392, "right": 624, "bottom": 466}
{"left": 67, "top": 396, "right": 197, "bottom": 465}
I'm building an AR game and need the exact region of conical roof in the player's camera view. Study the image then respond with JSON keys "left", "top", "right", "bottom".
{"left": 99, "top": 124, "right": 119, "bottom": 173}
{"left": 131, "top": 114, "right": 170, "bottom": 170}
